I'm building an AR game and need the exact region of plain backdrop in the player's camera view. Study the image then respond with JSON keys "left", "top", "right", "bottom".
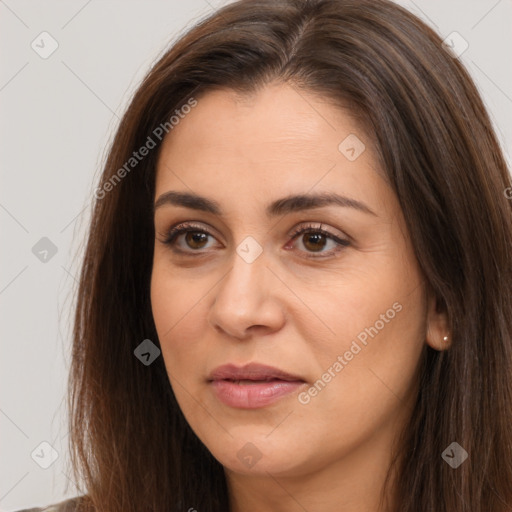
{"left": 1, "top": 1, "right": 511, "bottom": 510}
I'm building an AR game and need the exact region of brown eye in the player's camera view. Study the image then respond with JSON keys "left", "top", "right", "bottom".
{"left": 160, "top": 221, "right": 350, "bottom": 259}
{"left": 183, "top": 231, "right": 209, "bottom": 249}
{"left": 302, "top": 232, "right": 327, "bottom": 252}
{"left": 288, "top": 223, "right": 350, "bottom": 258}
{"left": 161, "top": 222, "right": 218, "bottom": 254}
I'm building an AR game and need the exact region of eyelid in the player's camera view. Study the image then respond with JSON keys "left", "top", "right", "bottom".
{"left": 287, "top": 222, "right": 348, "bottom": 243}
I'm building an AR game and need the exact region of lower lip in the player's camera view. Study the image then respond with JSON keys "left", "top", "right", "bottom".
{"left": 210, "top": 379, "right": 305, "bottom": 409}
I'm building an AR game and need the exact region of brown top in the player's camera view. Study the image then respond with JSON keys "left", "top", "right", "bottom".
{"left": 16, "top": 496, "right": 85, "bottom": 512}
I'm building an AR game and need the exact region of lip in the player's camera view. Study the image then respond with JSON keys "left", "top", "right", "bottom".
{"left": 208, "top": 363, "right": 307, "bottom": 409}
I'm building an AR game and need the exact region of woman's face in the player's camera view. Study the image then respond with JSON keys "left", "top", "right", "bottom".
{"left": 151, "top": 83, "right": 444, "bottom": 479}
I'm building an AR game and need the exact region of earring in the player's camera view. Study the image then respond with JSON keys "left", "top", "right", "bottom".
{"left": 443, "top": 335, "right": 449, "bottom": 343}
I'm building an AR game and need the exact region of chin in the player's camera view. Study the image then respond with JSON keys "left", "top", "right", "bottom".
{"left": 204, "top": 432, "right": 316, "bottom": 478}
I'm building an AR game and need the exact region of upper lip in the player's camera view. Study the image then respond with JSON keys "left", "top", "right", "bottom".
{"left": 208, "top": 363, "right": 305, "bottom": 382}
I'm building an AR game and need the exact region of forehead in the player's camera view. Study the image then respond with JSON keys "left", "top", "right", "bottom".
{"left": 159, "top": 84, "right": 362, "bottom": 158}
{"left": 154, "top": 83, "right": 391, "bottom": 218}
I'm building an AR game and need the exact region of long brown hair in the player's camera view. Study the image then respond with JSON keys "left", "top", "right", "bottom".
{"left": 67, "top": 1, "right": 512, "bottom": 510}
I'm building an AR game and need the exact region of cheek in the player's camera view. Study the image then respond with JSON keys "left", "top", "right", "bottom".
{"left": 297, "top": 249, "right": 427, "bottom": 417}
{"left": 150, "top": 265, "right": 214, "bottom": 430}
{"left": 150, "top": 264, "right": 209, "bottom": 372}
{"left": 298, "top": 249, "right": 424, "bottom": 365}
{"left": 300, "top": 277, "right": 426, "bottom": 429}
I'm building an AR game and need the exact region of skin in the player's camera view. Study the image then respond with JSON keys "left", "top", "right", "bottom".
{"left": 151, "top": 82, "right": 449, "bottom": 512}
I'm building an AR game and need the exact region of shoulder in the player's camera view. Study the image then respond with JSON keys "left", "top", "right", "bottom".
{"left": 15, "top": 495, "right": 87, "bottom": 512}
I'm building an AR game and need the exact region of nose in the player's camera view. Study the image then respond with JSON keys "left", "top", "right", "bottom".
{"left": 207, "top": 246, "right": 286, "bottom": 340}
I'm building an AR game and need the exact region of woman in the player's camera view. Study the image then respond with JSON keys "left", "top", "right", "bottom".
{"left": 19, "top": 0, "right": 512, "bottom": 510}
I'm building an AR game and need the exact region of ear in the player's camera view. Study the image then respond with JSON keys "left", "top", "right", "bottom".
{"left": 425, "top": 286, "right": 451, "bottom": 351}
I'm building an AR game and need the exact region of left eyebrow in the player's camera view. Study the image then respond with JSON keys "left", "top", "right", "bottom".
{"left": 153, "top": 191, "right": 377, "bottom": 217}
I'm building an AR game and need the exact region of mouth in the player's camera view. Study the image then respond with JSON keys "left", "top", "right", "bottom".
{"left": 207, "top": 362, "right": 305, "bottom": 383}
{"left": 207, "top": 363, "right": 306, "bottom": 409}
{"left": 223, "top": 378, "right": 296, "bottom": 384}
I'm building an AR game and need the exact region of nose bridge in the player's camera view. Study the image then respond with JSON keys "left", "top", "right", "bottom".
{"left": 208, "top": 236, "right": 285, "bottom": 337}
{"left": 217, "top": 236, "right": 269, "bottom": 306}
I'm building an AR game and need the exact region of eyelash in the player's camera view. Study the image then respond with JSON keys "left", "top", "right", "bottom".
{"left": 160, "top": 221, "right": 350, "bottom": 259}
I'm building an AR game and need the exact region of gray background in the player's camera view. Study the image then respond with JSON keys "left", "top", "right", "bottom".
{"left": 1, "top": 1, "right": 511, "bottom": 510}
